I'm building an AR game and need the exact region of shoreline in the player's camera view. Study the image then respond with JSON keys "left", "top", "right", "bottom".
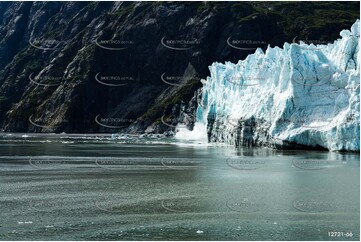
{"left": 0, "top": 132, "right": 359, "bottom": 153}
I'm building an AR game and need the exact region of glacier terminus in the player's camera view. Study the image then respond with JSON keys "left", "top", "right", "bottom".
{"left": 176, "top": 20, "right": 360, "bottom": 152}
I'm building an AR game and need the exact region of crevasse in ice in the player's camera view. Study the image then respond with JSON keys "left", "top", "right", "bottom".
{"left": 176, "top": 20, "right": 360, "bottom": 151}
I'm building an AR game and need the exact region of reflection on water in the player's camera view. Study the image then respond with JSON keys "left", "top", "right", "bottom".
{"left": 0, "top": 133, "right": 359, "bottom": 240}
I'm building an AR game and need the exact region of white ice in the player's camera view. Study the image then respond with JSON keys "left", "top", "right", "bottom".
{"left": 177, "top": 20, "right": 360, "bottom": 151}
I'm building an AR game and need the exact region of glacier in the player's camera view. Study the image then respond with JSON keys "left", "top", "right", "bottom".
{"left": 176, "top": 20, "right": 360, "bottom": 151}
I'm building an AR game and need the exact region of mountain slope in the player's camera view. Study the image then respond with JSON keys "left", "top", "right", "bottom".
{"left": 0, "top": 2, "right": 359, "bottom": 133}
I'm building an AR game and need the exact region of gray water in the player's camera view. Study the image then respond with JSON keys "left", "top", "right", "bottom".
{"left": 0, "top": 133, "right": 359, "bottom": 241}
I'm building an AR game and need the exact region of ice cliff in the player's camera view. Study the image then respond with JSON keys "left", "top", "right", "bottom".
{"left": 176, "top": 20, "right": 360, "bottom": 151}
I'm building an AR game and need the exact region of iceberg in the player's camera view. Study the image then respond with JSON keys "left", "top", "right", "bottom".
{"left": 176, "top": 20, "right": 360, "bottom": 151}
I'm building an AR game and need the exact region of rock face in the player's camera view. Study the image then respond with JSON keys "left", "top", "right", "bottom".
{"left": 182, "top": 20, "right": 359, "bottom": 151}
{"left": 0, "top": 2, "right": 359, "bottom": 134}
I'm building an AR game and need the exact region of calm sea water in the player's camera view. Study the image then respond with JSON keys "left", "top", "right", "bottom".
{"left": 0, "top": 133, "right": 359, "bottom": 241}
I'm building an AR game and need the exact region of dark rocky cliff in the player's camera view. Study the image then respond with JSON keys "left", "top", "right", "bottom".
{"left": 0, "top": 1, "right": 358, "bottom": 134}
